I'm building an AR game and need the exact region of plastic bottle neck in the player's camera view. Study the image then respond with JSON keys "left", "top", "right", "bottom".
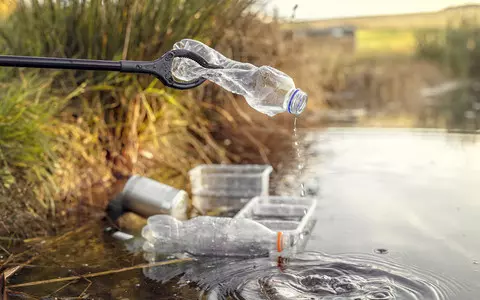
{"left": 274, "top": 231, "right": 295, "bottom": 255}
{"left": 285, "top": 88, "right": 308, "bottom": 115}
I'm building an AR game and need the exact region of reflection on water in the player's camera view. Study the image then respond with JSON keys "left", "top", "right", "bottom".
{"left": 300, "top": 128, "right": 480, "bottom": 298}
{"left": 143, "top": 252, "right": 458, "bottom": 300}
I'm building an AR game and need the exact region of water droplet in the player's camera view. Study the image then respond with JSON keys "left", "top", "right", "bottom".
{"left": 374, "top": 248, "right": 389, "bottom": 255}
{"left": 474, "top": 260, "right": 478, "bottom": 265}
{"left": 135, "top": 283, "right": 140, "bottom": 288}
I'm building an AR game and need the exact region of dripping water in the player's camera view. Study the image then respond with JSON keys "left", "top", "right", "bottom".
{"left": 293, "top": 117, "right": 306, "bottom": 197}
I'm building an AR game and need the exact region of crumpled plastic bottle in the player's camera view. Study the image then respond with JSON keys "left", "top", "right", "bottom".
{"left": 172, "top": 39, "right": 308, "bottom": 117}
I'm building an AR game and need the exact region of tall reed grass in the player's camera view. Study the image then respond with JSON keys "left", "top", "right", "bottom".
{"left": 0, "top": 73, "right": 78, "bottom": 197}
{"left": 0, "top": 0, "right": 258, "bottom": 178}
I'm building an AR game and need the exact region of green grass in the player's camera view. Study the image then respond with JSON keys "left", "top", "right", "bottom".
{"left": 356, "top": 29, "right": 416, "bottom": 55}
{"left": 0, "top": 72, "right": 88, "bottom": 209}
{"left": 414, "top": 16, "right": 480, "bottom": 130}
{"left": 0, "top": 0, "right": 257, "bottom": 181}
{"left": 416, "top": 19, "right": 480, "bottom": 78}
{"left": 0, "top": 74, "right": 61, "bottom": 204}
{"left": 283, "top": 4, "right": 480, "bottom": 58}
{"left": 284, "top": 4, "right": 480, "bottom": 30}
{"left": 0, "top": 0, "right": 254, "bottom": 87}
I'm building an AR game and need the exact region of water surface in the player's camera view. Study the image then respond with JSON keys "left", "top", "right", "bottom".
{"left": 143, "top": 128, "right": 479, "bottom": 299}
{"left": 5, "top": 128, "right": 480, "bottom": 299}
{"left": 301, "top": 128, "right": 480, "bottom": 298}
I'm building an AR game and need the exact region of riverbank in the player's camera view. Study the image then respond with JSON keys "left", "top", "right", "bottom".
{"left": 1, "top": 0, "right": 478, "bottom": 239}
{"left": 0, "top": 0, "right": 316, "bottom": 238}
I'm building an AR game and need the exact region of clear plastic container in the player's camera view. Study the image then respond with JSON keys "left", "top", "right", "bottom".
{"left": 235, "top": 196, "right": 317, "bottom": 253}
{"left": 192, "top": 194, "right": 251, "bottom": 217}
{"left": 189, "top": 164, "right": 272, "bottom": 197}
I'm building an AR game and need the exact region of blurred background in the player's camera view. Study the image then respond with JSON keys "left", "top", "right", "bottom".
{"left": 0, "top": 0, "right": 479, "bottom": 236}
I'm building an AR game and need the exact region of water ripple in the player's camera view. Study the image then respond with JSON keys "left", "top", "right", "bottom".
{"left": 143, "top": 252, "right": 461, "bottom": 300}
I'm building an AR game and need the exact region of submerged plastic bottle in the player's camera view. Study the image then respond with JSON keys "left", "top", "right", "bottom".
{"left": 142, "top": 215, "right": 295, "bottom": 257}
{"left": 172, "top": 39, "right": 308, "bottom": 117}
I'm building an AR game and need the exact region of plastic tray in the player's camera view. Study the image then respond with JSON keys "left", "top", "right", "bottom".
{"left": 189, "top": 164, "right": 272, "bottom": 197}
{"left": 235, "top": 196, "right": 317, "bottom": 255}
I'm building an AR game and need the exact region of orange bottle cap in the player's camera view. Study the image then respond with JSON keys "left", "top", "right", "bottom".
{"left": 277, "top": 231, "right": 283, "bottom": 252}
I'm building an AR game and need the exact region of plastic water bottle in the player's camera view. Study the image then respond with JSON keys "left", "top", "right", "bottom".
{"left": 172, "top": 39, "right": 308, "bottom": 117}
{"left": 142, "top": 215, "right": 295, "bottom": 257}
